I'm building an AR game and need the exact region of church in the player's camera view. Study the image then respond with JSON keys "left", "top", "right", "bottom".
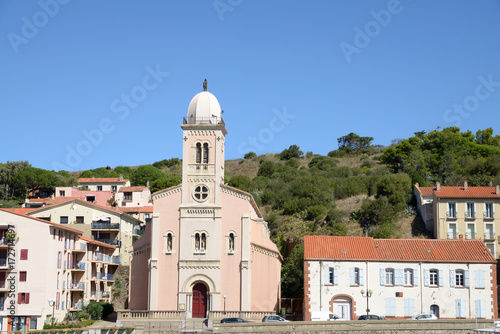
{"left": 128, "top": 81, "right": 282, "bottom": 318}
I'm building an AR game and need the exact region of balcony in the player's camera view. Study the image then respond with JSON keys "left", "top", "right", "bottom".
{"left": 73, "top": 243, "right": 86, "bottom": 252}
{"left": 447, "top": 212, "right": 458, "bottom": 219}
{"left": 70, "top": 282, "right": 85, "bottom": 290}
{"left": 465, "top": 212, "right": 476, "bottom": 219}
{"left": 70, "top": 302, "right": 83, "bottom": 310}
{"left": 484, "top": 232, "right": 495, "bottom": 241}
{"left": 91, "top": 223, "right": 120, "bottom": 230}
{"left": 0, "top": 239, "right": 14, "bottom": 248}
{"left": 465, "top": 232, "right": 476, "bottom": 239}
{"left": 93, "top": 238, "right": 121, "bottom": 246}
{"left": 90, "top": 291, "right": 110, "bottom": 299}
{"left": 447, "top": 232, "right": 458, "bottom": 239}
{"left": 484, "top": 212, "right": 495, "bottom": 220}
{"left": 71, "top": 262, "right": 86, "bottom": 271}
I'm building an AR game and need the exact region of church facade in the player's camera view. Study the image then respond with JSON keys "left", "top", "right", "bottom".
{"left": 128, "top": 82, "right": 282, "bottom": 318}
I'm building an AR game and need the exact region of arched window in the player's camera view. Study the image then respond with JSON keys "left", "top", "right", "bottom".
{"left": 164, "top": 231, "right": 174, "bottom": 253}
{"left": 194, "top": 232, "right": 207, "bottom": 254}
{"left": 229, "top": 233, "right": 235, "bottom": 252}
{"left": 203, "top": 143, "right": 209, "bottom": 163}
{"left": 196, "top": 143, "right": 202, "bottom": 163}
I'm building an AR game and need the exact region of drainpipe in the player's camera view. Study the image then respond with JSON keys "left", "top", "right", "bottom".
{"left": 467, "top": 263, "right": 471, "bottom": 318}
{"left": 320, "top": 261, "right": 323, "bottom": 311}
{"left": 420, "top": 262, "right": 423, "bottom": 314}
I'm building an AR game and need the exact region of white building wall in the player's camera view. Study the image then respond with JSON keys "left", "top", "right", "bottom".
{"left": 307, "top": 260, "right": 494, "bottom": 320}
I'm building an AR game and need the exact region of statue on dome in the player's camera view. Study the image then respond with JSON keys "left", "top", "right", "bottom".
{"left": 203, "top": 79, "right": 207, "bottom": 91}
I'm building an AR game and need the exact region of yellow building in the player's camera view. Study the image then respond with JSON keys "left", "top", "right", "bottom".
{"left": 415, "top": 182, "right": 500, "bottom": 258}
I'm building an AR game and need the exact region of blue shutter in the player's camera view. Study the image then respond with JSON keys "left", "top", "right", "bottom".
{"left": 456, "top": 299, "right": 466, "bottom": 317}
{"left": 395, "top": 269, "right": 404, "bottom": 286}
{"left": 359, "top": 268, "right": 365, "bottom": 286}
{"left": 424, "top": 269, "right": 429, "bottom": 287}
{"left": 455, "top": 299, "right": 461, "bottom": 317}
{"left": 475, "top": 300, "right": 482, "bottom": 318}
{"left": 461, "top": 299, "right": 466, "bottom": 318}
{"left": 333, "top": 268, "right": 339, "bottom": 285}
{"left": 449, "top": 269, "right": 455, "bottom": 287}
{"left": 324, "top": 267, "right": 330, "bottom": 284}
{"left": 380, "top": 268, "right": 386, "bottom": 286}
{"left": 480, "top": 300, "right": 486, "bottom": 318}
{"left": 385, "top": 298, "right": 395, "bottom": 316}
{"left": 465, "top": 270, "right": 470, "bottom": 288}
{"left": 475, "top": 270, "right": 485, "bottom": 288}
{"left": 413, "top": 269, "right": 418, "bottom": 286}
{"left": 350, "top": 267, "right": 355, "bottom": 285}
{"left": 438, "top": 269, "right": 444, "bottom": 287}
{"left": 404, "top": 298, "right": 414, "bottom": 317}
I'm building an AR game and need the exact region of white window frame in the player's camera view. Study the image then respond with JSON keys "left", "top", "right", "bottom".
{"left": 466, "top": 202, "right": 475, "bottom": 219}
{"left": 385, "top": 268, "right": 395, "bottom": 286}
{"left": 447, "top": 202, "right": 457, "bottom": 218}
{"left": 484, "top": 202, "right": 494, "bottom": 219}
{"left": 404, "top": 269, "right": 413, "bottom": 286}
{"left": 429, "top": 269, "right": 438, "bottom": 286}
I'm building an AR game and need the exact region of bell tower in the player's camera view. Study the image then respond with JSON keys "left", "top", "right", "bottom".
{"left": 180, "top": 80, "right": 227, "bottom": 207}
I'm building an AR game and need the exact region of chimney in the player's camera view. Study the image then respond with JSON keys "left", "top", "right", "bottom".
{"left": 490, "top": 181, "right": 493, "bottom": 186}
{"left": 415, "top": 183, "right": 420, "bottom": 188}
{"left": 119, "top": 174, "right": 124, "bottom": 181}
{"left": 92, "top": 175, "right": 95, "bottom": 180}
{"left": 436, "top": 182, "right": 440, "bottom": 191}
{"left": 147, "top": 180, "right": 150, "bottom": 188}
{"left": 464, "top": 181, "right": 468, "bottom": 190}
{"left": 496, "top": 185, "right": 499, "bottom": 195}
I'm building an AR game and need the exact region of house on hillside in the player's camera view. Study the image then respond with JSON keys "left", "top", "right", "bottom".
{"left": 128, "top": 82, "right": 282, "bottom": 319}
{"left": 304, "top": 235, "right": 497, "bottom": 321}
{"left": 77, "top": 175, "right": 130, "bottom": 192}
{"left": 415, "top": 182, "right": 500, "bottom": 258}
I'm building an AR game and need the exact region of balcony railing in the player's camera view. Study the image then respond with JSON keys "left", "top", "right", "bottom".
{"left": 484, "top": 232, "right": 495, "bottom": 240}
{"left": 465, "top": 212, "right": 476, "bottom": 219}
{"left": 91, "top": 223, "right": 120, "bottom": 230}
{"left": 91, "top": 291, "right": 110, "bottom": 299}
{"left": 70, "top": 282, "right": 85, "bottom": 290}
{"left": 465, "top": 232, "right": 476, "bottom": 239}
{"left": 71, "top": 262, "right": 86, "bottom": 270}
{"left": 484, "top": 212, "right": 495, "bottom": 219}
{"left": 94, "top": 239, "right": 121, "bottom": 246}
{"left": 0, "top": 239, "right": 14, "bottom": 247}
{"left": 71, "top": 302, "right": 83, "bottom": 310}
{"left": 447, "top": 212, "right": 458, "bottom": 219}
{"left": 447, "top": 232, "right": 458, "bottom": 239}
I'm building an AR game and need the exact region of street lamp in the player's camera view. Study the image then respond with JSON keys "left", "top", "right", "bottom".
{"left": 48, "top": 298, "right": 56, "bottom": 328}
{"left": 360, "top": 289, "right": 373, "bottom": 317}
{"left": 223, "top": 295, "right": 227, "bottom": 315}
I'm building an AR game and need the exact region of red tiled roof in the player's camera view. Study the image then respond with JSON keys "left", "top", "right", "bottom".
{"left": 119, "top": 186, "right": 148, "bottom": 192}
{"left": 417, "top": 187, "right": 435, "bottom": 196}
{"left": 78, "top": 178, "right": 129, "bottom": 183}
{"left": 0, "top": 208, "right": 84, "bottom": 234}
{"left": 434, "top": 186, "right": 500, "bottom": 199}
{"left": 117, "top": 206, "right": 153, "bottom": 213}
{"left": 304, "top": 236, "right": 496, "bottom": 263}
{"left": 27, "top": 196, "right": 83, "bottom": 204}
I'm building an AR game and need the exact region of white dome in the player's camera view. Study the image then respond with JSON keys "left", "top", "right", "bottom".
{"left": 187, "top": 91, "right": 222, "bottom": 124}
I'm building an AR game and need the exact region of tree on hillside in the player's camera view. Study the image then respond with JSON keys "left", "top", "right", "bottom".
{"left": 337, "top": 133, "right": 373, "bottom": 154}
{"left": 131, "top": 165, "right": 165, "bottom": 186}
{"left": 0, "top": 161, "right": 30, "bottom": 199}
{"left": 278, "top": 145, "right": 303, "bottom": 160}
{"left": 149, "top": 174, "right": 181, "bottom": 193}
{"left": 13, "top": 167, "right": 57, "bottom": 196}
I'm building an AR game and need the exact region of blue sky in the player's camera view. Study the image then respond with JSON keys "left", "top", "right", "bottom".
{"left": 1, "top": 0, "right": 499, "bottom": 171}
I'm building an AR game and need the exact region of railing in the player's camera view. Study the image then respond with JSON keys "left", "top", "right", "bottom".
{"left": 107, "top": 273, "right": 114, "bottom": 280}
{"left": 112, "top": 256, "right": 120, "bottom": 264}
{"left": 71, "top": 282, "right": 85, "bottom": 290}
{"left": 118, "top": 310, "right": 185, "bottom": 320}
{"left": 74, "top": 243, "right": 86, "bottom": 251}
{"left": 484, "top": 212, "right": 495, "bottom": 219}
{"left": 92, "top": 222, "right": 120, "bottom": 230}
{"left": 447, "top": 232, "right": 458, "bottom": 239}
{"left": 447, "top": 212, "right": 457, "bottom": 219}
{"left": 465, "top": 232, "right": 476, "bottom": 239}
{"left": 71, "top": 302, "right": 83, "bottom": 310}
{"left": 72, "top": 262, "right": 85, "bottom": 270}
{"left": 465, "top": 212, "right": 476, "bottom": 219}
{"left": 485, "top": 232, "right": 495, "bottom": 240}
{"left": 94, "top": 239, "right": 121, "bottom": 246}
{"left": 91, "top": 291, "right": 103, "bottom": 298}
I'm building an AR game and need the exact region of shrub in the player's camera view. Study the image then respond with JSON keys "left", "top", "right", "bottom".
{"left": 86, "top": 302, "right": 103, "bottom": 320}
{"left": 285, "top": 158, "right": 300, "bottom": 169}
{"left": 244, "top": 152, "right": 257, "bottom": 159}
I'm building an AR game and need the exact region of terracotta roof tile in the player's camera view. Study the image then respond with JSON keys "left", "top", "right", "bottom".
{"left": 304, "top": 236, "right": 495, "bottom": 263}
{"left": 117, "top": 206, "right": 153, "bottom": 213}
{"left": 119, "top": 186, "right": 148, "bottom": 192}
{"left": 418, "top": 187, "right": 435, "bottom": 196}
{"left": 78, "top": 178, "right": 129, "bottom": 183}
{"left": 434, "top": 186, "right": 500, "bottom": 199}
{"left": 79, "top": 235, "right": 117, "bottom": 248}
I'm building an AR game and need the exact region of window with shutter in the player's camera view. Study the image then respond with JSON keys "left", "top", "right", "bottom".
{"left": 20, "top": 249, "right": 28, "bottom": 260}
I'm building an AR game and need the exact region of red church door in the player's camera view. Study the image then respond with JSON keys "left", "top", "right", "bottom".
{"left": 192, "top": 283, "right": 208, "bottom": 318}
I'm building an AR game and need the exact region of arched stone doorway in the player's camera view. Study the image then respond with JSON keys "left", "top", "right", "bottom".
{"left": 192, "top": 282, "right": 208, "bottom": 318}
{"left": 331, "top": 295, "right": 353, "bottom": 320}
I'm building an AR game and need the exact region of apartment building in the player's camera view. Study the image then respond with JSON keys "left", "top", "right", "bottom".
{"left": 415, "top": 182, "right": 500, "bottom": 258}
{"left": 0, "top": 209, "right": 118, "bottom": 331}
{"left": 26, "top": 199, "right": 141, "bottom": 265}
{"left": 304, "top": 236, "right": 497, "bottom": 321}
